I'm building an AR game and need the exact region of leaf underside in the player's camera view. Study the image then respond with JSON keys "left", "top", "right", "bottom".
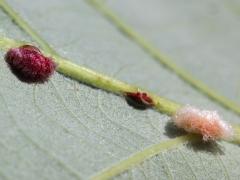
{"left": 0, "top": 0, "right": 240, "bottom": 180}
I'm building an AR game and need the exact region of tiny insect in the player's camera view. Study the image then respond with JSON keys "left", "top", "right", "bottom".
{"left": 125, "top": 91, "right": 154, "bottom": 110}
{"left": 5, "top": 45, "right": 56, "bottom": 83}
{"left": 172, "top": 105, "right": 233, "bottom": 141}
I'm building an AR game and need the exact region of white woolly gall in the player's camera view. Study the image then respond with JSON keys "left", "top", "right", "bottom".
{"left": 172, "top": 105, "right": 233, "bottom": 141}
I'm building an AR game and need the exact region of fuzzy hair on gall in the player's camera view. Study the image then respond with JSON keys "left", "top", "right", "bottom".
{"left": 5, "top": 45, "right": 56, "bottom": 83}
{"left": 172, "top": 105, "right": 233, "bottom": 141}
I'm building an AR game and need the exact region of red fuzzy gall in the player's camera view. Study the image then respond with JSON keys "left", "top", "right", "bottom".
{"left": 125, "top": 91, "right": 154, "bottom": 110}
{"left": 5, "top": 45, "right": 56, "bottom": 83}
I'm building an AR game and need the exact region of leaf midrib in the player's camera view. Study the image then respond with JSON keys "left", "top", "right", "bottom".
{"left": 0, "top": 0, "right": 240, "bottom": 180}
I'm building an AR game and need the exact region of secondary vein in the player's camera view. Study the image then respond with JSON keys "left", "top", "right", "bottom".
{"left": 86, "top": 0, "right": 240, "bottom": 116}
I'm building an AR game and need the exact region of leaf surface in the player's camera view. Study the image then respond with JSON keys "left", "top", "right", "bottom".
{"left": 0, "top": 0, "right": 239, "bottom": 179}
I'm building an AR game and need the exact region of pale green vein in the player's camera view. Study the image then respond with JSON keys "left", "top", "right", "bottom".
{"left": 49, "top": 80, "right": 92, "bottom": 129}
{"left": 216, "top": 155, "right": 230, "bottom": 180}
{"left": 197, "top": 153, "right": 213, "bottom": 180}
{"left": 33, "top": 86, "right": 120, "bottom": 161}
{"left": 0, "top": 2, "right": 240, "bottom": 179}
{"left": 0, "top": 142, "right": 10, "bottom": 180}
{"left": 231, "top": 125, "right": 240, "bottom": 145}
{"left": 2, "top": 34, "right": 240, "bottom": 142}
{"left": 49, "top": 80, "right": 137, "bottom": 153}
{"left": 91, "top": 135, "right": 200, "bottom": 180}
{"left": 91, "top": 127, "right": 240, "bottom": 180}
{"left": 0, "top": 0, "right": 237, "bottom": 129}
{"left": 128, "top": 169, "right": 135, "bottom": 180}
{"left": 0, "top": 0, "right": 239, "bottom": 116}
{"left": 0, "top": 92, "right": 83, "bottom": 180}
{"left": 0, "top": 0, "right": 56, "bottom": 55}
{"left": 33, "top": 86, "right": 74, "bottom": 136}
{"left": 97, "top": 91, "right": 153, "bottom": 144}
{"left": 0, "top": 36, "right": 180, "bottom": 116}
{"left": 161, "top": 154, "right": 174, "bottom": 180}
{"left": 137, "top": 164, "right": 147, "bottom": 180}
{"left": 178, "top": 149, "right": 198, "bottom": 180}
{"left": 74, "top": 86, "right": 132, "bottom": 153}
{"left": 86, "top": 0, "right": 240, "bottom": 116}
{"left": 33, "top": 85, "right": 109, "bottom": 153}
{"left": 1, "top": 35, "right": 240, "bottom": 180}
{"left": 0, "top": 132, "right": 49, "bottom": 180}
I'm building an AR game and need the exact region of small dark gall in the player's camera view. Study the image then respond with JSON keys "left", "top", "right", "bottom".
{"left": 125, "top": 92, "right": 154, "bottom": 110}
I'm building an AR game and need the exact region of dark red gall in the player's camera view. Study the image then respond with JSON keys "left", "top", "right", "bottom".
{"left": 125, "top": 92, "right": 154, "bottom": 110}
{"left": 5, "top": 45, "right": 56, "bottom": 83}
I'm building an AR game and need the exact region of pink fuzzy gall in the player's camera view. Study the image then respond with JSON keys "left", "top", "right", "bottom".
{"left": 172, "top": 105, "right": 233, "bottom": 141}
{"left": 5, "top": 45, "right": 56, "bottom": 83}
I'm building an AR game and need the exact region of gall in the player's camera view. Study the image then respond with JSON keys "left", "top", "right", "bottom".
{"left": 172, "top": 105, "right": 233, "bottom": 141}
{"left": 5, "top": 45, "right": 56, "bottom": 83}
{"left": 125, "top": 92, "right": 154, "bottom": 110}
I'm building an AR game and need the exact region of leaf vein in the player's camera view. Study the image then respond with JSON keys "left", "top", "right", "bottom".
{"left": 86, "top": 0, "right": 240, "bottom": 116}
{"left": 0, "top": 91, "right": 83, "bottom": 180}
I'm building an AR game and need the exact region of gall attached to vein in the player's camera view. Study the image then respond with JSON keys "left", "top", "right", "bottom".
{"left": 125, "top": 92, "right": 154, "bottom": 110}
{"left": 5, "top": 45, "right": 56, "bottom": 83}
{"left": 172, "top": 105, "right": 233, "bottom": 141}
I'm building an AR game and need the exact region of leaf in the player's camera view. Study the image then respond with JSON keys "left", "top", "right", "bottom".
{"left": 104, "top": 0, "right": 240, "bottom": 106}
{"left": 0, "top": 0, "right": 239, "bottom": 180}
